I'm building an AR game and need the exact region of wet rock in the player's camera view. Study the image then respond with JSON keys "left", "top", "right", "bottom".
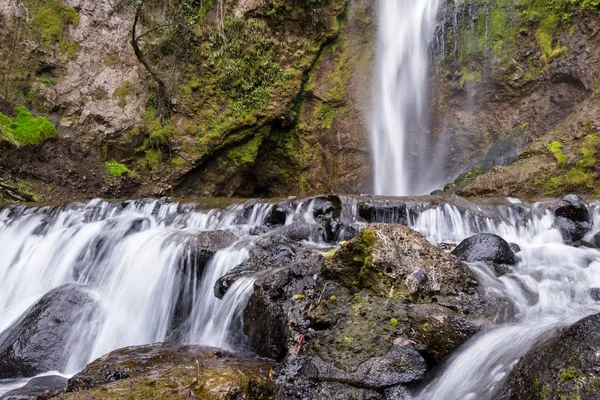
{"left": 407, "top": 303, "right": 485, "bottom": 363}
{"left": 170, "top": 231, "right": 238, "bottom": 334}
{"left": 573, "top": 240, "right": 597, "bottom": 249}
{"left": 271, "top": 221, "right": 325, "bottom": 242}
{"left": 322, "top": 224, "right": 478, "bottom": 302}
{"left": 309, "top": 343, "right": 426, "bottom": 389}
{"left": 555, "top": 194, "right": 589, "bottom": 221}
{"left": 243, "top": 249, "right": 323, "bottom": 360}
{"left": 591, "top": 232, "right": 600, "bottom": 248}
{"left": 214, "top": 235, "right": 301, "bottom": 299}
{"left": 274, "top": 224, "right": 494, "bottom": 399}
{"left": 311, "top": 382, "right": 382, "bottom": 400}
{"left": 0, "top": 284, "right": 101, "bottom": 379}
{"left": 358, "top": 200, "right": 407, "bottom": 224}
{"left": 61, "top": 343, "right": 275, "bottom": 399}
{"left": 589, "top": 287, "right": 600, "bottom": 301}
{"left": 265, "top": 203, "right": 288, "bottom": 226}
{"left": 495, "top": 313, "right": 600, "bottom": 400}
{"left": 554, "top": 194, "right": 591, "bottom": 243}
{"left": 451, "top": 233, "right": 517, "bottom": 266}
{"left": 508, "top": 242, "right": 521, "bottom": 253}
{"left": 0, "top": 375, "right": 67, "bottom": 400}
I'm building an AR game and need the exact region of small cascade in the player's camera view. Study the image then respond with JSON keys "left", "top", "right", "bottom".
{"left": 1, "top": 195, "right": 600, "bottom": 398}
{"left": 371, "top": 0, "right": 442, "bottom": 195}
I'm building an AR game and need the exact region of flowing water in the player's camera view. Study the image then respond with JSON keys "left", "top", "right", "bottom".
{"left": 370, "top": 0, "right": 441, "bottom": 196}
{"left": 1, "top": 196, "right": 600, "bottom": 398}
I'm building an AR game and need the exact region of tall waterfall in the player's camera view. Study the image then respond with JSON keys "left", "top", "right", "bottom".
{"left": 371, "top": 0, "right": 441, "bottom": 195}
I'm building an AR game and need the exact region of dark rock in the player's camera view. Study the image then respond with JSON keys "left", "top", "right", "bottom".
{"left": 214, "top": 235, "right": 301, "bottom": 298}
{"left": 65, "top": 343, "right": 275, "bottom": 398}
{"left": 590, "top": 287, "right": 600, "bottom": 301}
{"left": 271, "top": 221, "right": 325, "bottom": 242}
{"left": 244, "top": 249, "right": 324, "bottom": 360}
{"left": 556, "top": 216, "right": 591, "bottom": 244}
{"left": 265, "top": 204, "right": 289, "bottom": 226}
{"left": 554, "top": 195, "right": 591, "bottom": 243}
{"left": 358, "top": 201, "right": 407, "bottom": 224}
{"left": 0, "top": 284, "right": 101, "bottom": 379}
{"left": 170, "top": 231, "right": 238, "bottom": 334}
{"left": 309, "top": 342, "right": 426, "bottom": 389}
{"left": 591, "top": 231, "right": 600, "bottom": 248}
{"left": 508, "top": 242, "right": 521, "bottom": 253}
{"left": 311, "top": 382, "right": 382, "bottom": 400}
{"left": 430, "top": 190, "right": 444, "bottom": 196}
{"left": 572, "top": 240, "right": 597, "bottom": 249}
{"left": 451, "top": 233, "right": 517, "bottom": 266}
{"left": 0, "top": 376, "right": 67, "bottom": 400}
{"left": 495, "top": 313, "right": 600, "bottom": 400}
{"left": 555, "top": 194, "right": 589, "bottom": 222}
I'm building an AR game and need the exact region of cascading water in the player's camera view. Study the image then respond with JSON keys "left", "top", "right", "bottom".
{"left": 371, "top": 0, "right": 441, "bottom": 196}
{"left": 1, "top": 195, "right": 600, "bottom": 398}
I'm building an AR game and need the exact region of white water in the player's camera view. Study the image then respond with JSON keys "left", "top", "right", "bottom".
{"left": 371, "top": 0, "right": 441, "bottom": 196}
{"left": 2, "top": 197, "right": 600, "bottom": 399}
{"left": 408, "top": 201, "right": 600, "bottom": 400}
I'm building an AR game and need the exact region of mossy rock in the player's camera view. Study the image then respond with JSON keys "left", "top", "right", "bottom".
{"left": 495, "top": 313, "right": 600, "bottom": 400}
{"left": 57, "top": 343, "right": 276, "bottom": 400}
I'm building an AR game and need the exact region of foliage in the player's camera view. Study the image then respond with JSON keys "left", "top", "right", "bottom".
{"left": 547, "top": 140, "right": 567, "bottom": 166}
{"left": 0, "top": 107, "right": 57, "bottom": 146}
{"left": 24, "top": 0, "right": 80, "bottom": 53}
{"left": 104, "top": 161, "right": 132, "bottom": 177}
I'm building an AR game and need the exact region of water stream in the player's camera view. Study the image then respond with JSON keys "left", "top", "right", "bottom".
{"left": 370, "top": 0, "right": 441, "bottom": 196}
{"left": 1, "top": 197, "right": 600, "bottom": 398}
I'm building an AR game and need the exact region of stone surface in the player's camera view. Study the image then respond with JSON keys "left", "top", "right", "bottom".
{"left": 495, "top": 313, "right": 600, "bottom": 400}
{"left": 0, "top": 375, "right": 67, "bottom": 400}
{"left": 451, "top": 233, "right": 518, "bottom": 266}
{"left": 57, "top": 343, "right": 275, "bottom": 400}
{"left": 0, "top": 284, "right": 100, "bottom": 379}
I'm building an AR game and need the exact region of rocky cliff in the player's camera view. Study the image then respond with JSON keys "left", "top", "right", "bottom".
{"left": 0, "top": 0, "right": 375, "bottom": 202}
{"left": 433, "top": 0, "right": 600, "bottom": 199}
{"left": 3, "top": 0, "right": 600, "bottom": 202}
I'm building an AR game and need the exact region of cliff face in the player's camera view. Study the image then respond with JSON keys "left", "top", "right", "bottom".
{"left": 433, "top": 0, "right": 600, "bottom": 199}
{"left": 0, "top": 0, "right": 375, "bottom": 201}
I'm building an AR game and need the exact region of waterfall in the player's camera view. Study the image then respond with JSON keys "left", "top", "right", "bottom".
{"left": 371, "top": 0, "right": 441, "bottom": 196}
{"left": 1, "top": 196, "right": 600, "bottom": 398}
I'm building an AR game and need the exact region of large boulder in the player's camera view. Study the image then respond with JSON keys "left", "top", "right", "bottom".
{"left": 321, "top": 224, "right": 478, "bottom": 302}
{"left": 554, "top": 194, "right": 591, "bottom": 243}
{"left": 451, "top": 233, "right": 518, "bottom": 267}
{"left": 0, "top": 284, "right": 101, "bottom": 379}
{"left": 243, "top": 248, "right": 324, "bottom": 360}
{"left": 56, "top": 343, "right": 275, "bottom": 399}
{"left": 0, "top": 375, "right": 67, "bottom": 400}
{"left": 495, "top": 313, "right": 600, "bottom": 400}
{"left": 271, "top": 224, "right": 494, "bottom": 399}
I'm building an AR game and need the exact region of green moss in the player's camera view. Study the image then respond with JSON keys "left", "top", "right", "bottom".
{"left": 390, "top": 318, "right": 398, "bottom": 327}
{"left": 319, "top": 103, "right": 335, "bottom": 129}
{"left": 24, "top": 0, "right": 80, "bottom": 52}
{"left": 104, "top": 161, "right": 132, "bottom": 178}
{"left": 548, "top": 140, "right": 568, "bottom": 166}
{"left": 0, "top": 107, "right": 57, "bottom": 146}
{"left": 104, "top": 54, "right": 121, "bottom": 66}
{"left": 113, "top": 81, "right": 138, "bottom": 108}
{"left": 227, "top": 135, "right": 263, "bottom": 166}
{"left": 459, "top": 67, "right": 482, "bottom": 87}
{"left": 536, "top": 12, "right": 567, "bottom": 62}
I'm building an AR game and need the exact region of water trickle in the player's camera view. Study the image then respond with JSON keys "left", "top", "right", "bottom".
{"left": 371, "top": 0, "right": 441, "bottom": 195}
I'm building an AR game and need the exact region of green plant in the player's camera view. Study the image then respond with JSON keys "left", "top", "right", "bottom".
{"left": 0, "top": 107, "right": 57, "bottom": 146}
{"left": 548, "top": 141, "right": 567, "bottom": 166}
{"left": 104, "top": 161, "right": 132, "bottom": 177}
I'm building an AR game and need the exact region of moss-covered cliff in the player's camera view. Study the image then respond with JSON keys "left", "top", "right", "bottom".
{"left": 0, "top": 0, "right": 375, "bottom": 202}
{"left": 434, "top": 0, "right": 600, "bottom": 199}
